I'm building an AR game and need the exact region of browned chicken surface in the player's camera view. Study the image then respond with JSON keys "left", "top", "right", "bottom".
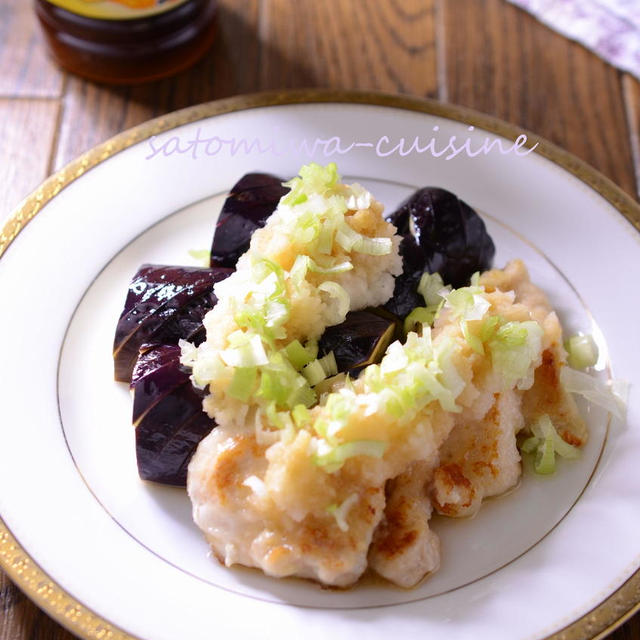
{"left": 188, "top": 258, "right": 586, "bottom": 588}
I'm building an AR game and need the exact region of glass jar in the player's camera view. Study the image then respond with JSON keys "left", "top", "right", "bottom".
{"left": 34, "top": 0, "right": 218, "bottom": 84}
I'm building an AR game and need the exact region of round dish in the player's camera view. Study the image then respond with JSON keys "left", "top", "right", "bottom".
{"left": 0, "top": 90, "right": 639, "bottom": 640}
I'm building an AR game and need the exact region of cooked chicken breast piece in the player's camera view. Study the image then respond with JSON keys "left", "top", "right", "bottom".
{"left": 187, "top": 263, "right": 558, "bottom": 586}
{"left": 432, "top": 388, "right": 523, "bottom": 518}
{"left": 369, "top": 460, "right": 440, "bottom": 587}
{"left": 189, "top": 426, "right": 388, "bottom": 587}
{"left": 431, "top": 261, "right": 587, "bottom": 520}
{"left": 480, "top": 260, "right": 587, "bottom": 446}
{"left": 185, "top": 176, "right": 588, "bottom": 592}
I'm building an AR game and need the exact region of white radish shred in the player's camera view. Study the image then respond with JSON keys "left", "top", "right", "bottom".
{"left": 559, "top": 367, "right": 628, "bottom": 421}
{"left": 243, "top": 475, "right": 267, "bottom": 498}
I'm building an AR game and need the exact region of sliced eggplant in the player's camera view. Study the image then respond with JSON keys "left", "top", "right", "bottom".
{"left": 132, "top": 344, "right": 214, "bottom": 487}
{"left": 386, "top": 187, "right": 495, "bottom": 301}
{"left": 113, "top": 264, "right": 232, "bottom": 383}
{"left": 318, "top": 309, "right": 399, "bottom": 377}
{"left": 383, "top": 237, "right": 426, "bottom": 318}
{"left": 210, "top": 173, "right": 289, "bottom": 268}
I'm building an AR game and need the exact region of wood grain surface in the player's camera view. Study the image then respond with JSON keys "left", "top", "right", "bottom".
{"left": 1, "top": 1, "right": 639, "bottom": 639}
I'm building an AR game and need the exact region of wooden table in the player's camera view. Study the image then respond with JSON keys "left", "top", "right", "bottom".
{"left": 1, "top": 1, "right": 638, "bottom": 638}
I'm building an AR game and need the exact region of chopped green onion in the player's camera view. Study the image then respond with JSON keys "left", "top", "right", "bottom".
{"left": 417, "top": 272, "right": 446, "bottom": 307}
{"left": 565, "top": 334, "right": 598, "bottom": 370}
{"left": 318, "top": 281, "right": 350, "bottom": 320}
{"left": 530, "top": 414, "right": 556, "bottom": 440}
{"left": 264, "top": 300, "right": 289, "bottom": 328}
{"left": 228, "top": 366, "right": 257, "bottom": 401}
{"left": 257, "top": 369, "right": 289, "bottom": 407}
{"left": 314, "top": 260, "right": 353, "bottom": 274}
{"left": 305, "top": 340, "right": 319, "bottom": 362}
{"left": 530, "top": 414, "right": 580, "bottom": 460}
{"left": 299, "top": 161, "right": 339, "bottom": 192}
{"left": 314, "top": 373, "right": 347, "bottom": 396}
{"left": 489, "top": 320, "right": 543, "bottom": 390}
{"left": 480, "top": 315, "right": 501, "bottom": 342}
{"left": 379, "top": 387, "right": 411, "bottom": 418}
{"left": 534, "top": 436, "right": 556, "bottom": 474}
{"left": 335, "top": 222, "right": 360, "bottom": 252}
{"left": 252, "top": 256, "right": 285, "bottom": 287}
{"left": 294, "top": 213, "right": 321, "bottom": 244}
{"left": 292, "top": 404, "right": 311, "bottom": 428}
{"left": 234, "top": 309, "right": 266, "bottom": 336}
{"left": 265, "top": 401, "right": 287, "bottom": 429}
{"left": 289, "top": 256, "right": 309, "bottom": 286}
{"left": 404, "top": 307, "right": 437, "bottom": 335}
{"left": 325, "top": 392, "right": 356, "bottom": 431}
{"left": 317, "top": 221, "right": 336, "bottom": 254}
{"left": 313, "top": 396, "right": 352, "bottom": 441}
{"left": 188, "top": 248, "right": 210, "bottom": 266}
{"left": 495, "top": 322, "right": 528, "bottom": 347}
{"left": 326, "top": 493, "right": 359, "bottom": 531}
{"left": 291, "top": 255, "right": 353, "bottom": 281}
{"left": 346, "top": 183, "right": 373, "bottom": 210}
{"left": 282, "top": 162, "right": 339, "bottom": 207}
{"left": 281, "top": 187, "right": 307, "bottom": 207}
{"left": 189, "top": 347, "right": 225, "bottom": 389}
{"left": 522, "top": 415, "right": 581, "bottom": 476}
{"left": 302, "top": 359, "right": 327, "bottom": 386}
{"left": 220, "top": 334, "right": 269, "bottom": 367}
{"left": 284, "top": 340, "right": 315, "bottom": 370}
{"left": 436, "top": 339, "right": 466, "bottom": 403}
{"left": 334, "top": 220, "right": 391, "bottom": 255}
{"left": 519, "top": 436, "right": 541, "bottom": 454}
{"left": 380, "top": 341, "right": 409, "bottom": 375}
{"left": 461, "top": 320, "right": 484, "bottom": 354}
{"left": 445, "top": 288, "right": 490, "bottom": 321}
{"left": 254, "top": 352, "right": 312, "bottom": 410}
{"left": 289, "top": 383, "right": 317, "bottom": 409}
{"left": 551, "top": 434, "right": 581, "bottom": 460}
{"left": 318, "top": 351, "right": 338, "bottom": 377}
{"left": 361, "top": 325, "right": 465, "bottom": 418}
{"left": 314, "top": 440, "right": 387, "bottom": 473}
{"left": 353, "top": 236, "right": 392, "bottom": 256}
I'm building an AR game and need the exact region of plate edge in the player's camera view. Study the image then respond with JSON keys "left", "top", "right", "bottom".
{"left": 1, "top": 88, "right": 639, "bottom": 640}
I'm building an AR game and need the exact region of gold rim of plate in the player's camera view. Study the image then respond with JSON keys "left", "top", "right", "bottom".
{"left": 0, "top": 89, "right": 639, "bottom": 640}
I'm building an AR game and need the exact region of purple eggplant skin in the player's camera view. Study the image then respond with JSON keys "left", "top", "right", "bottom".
{"left": 318, "top": 309, "right": 399, "bottom": 377}
{"left": 386, "top": 187, "right": 495, "bottom": 303}
{"left": 132, "top": 344, "right": 214, "bottom": 487}
{"left": 382, "top": 238, "right": 426, "bottom": 319}
{"left": 113, "top": 264, "right": 232, "bottom": 383}
{"left": 210, "top": 173, "right": 289, "bottom": 268}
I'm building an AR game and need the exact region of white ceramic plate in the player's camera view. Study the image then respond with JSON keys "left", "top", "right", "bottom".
{"left": 1, "top": 91, "right": 639, "bottom": 640}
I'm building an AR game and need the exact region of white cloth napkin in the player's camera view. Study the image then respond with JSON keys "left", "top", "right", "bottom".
{"left": 507, "top": 0, "right": 640, "bottom": 78}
